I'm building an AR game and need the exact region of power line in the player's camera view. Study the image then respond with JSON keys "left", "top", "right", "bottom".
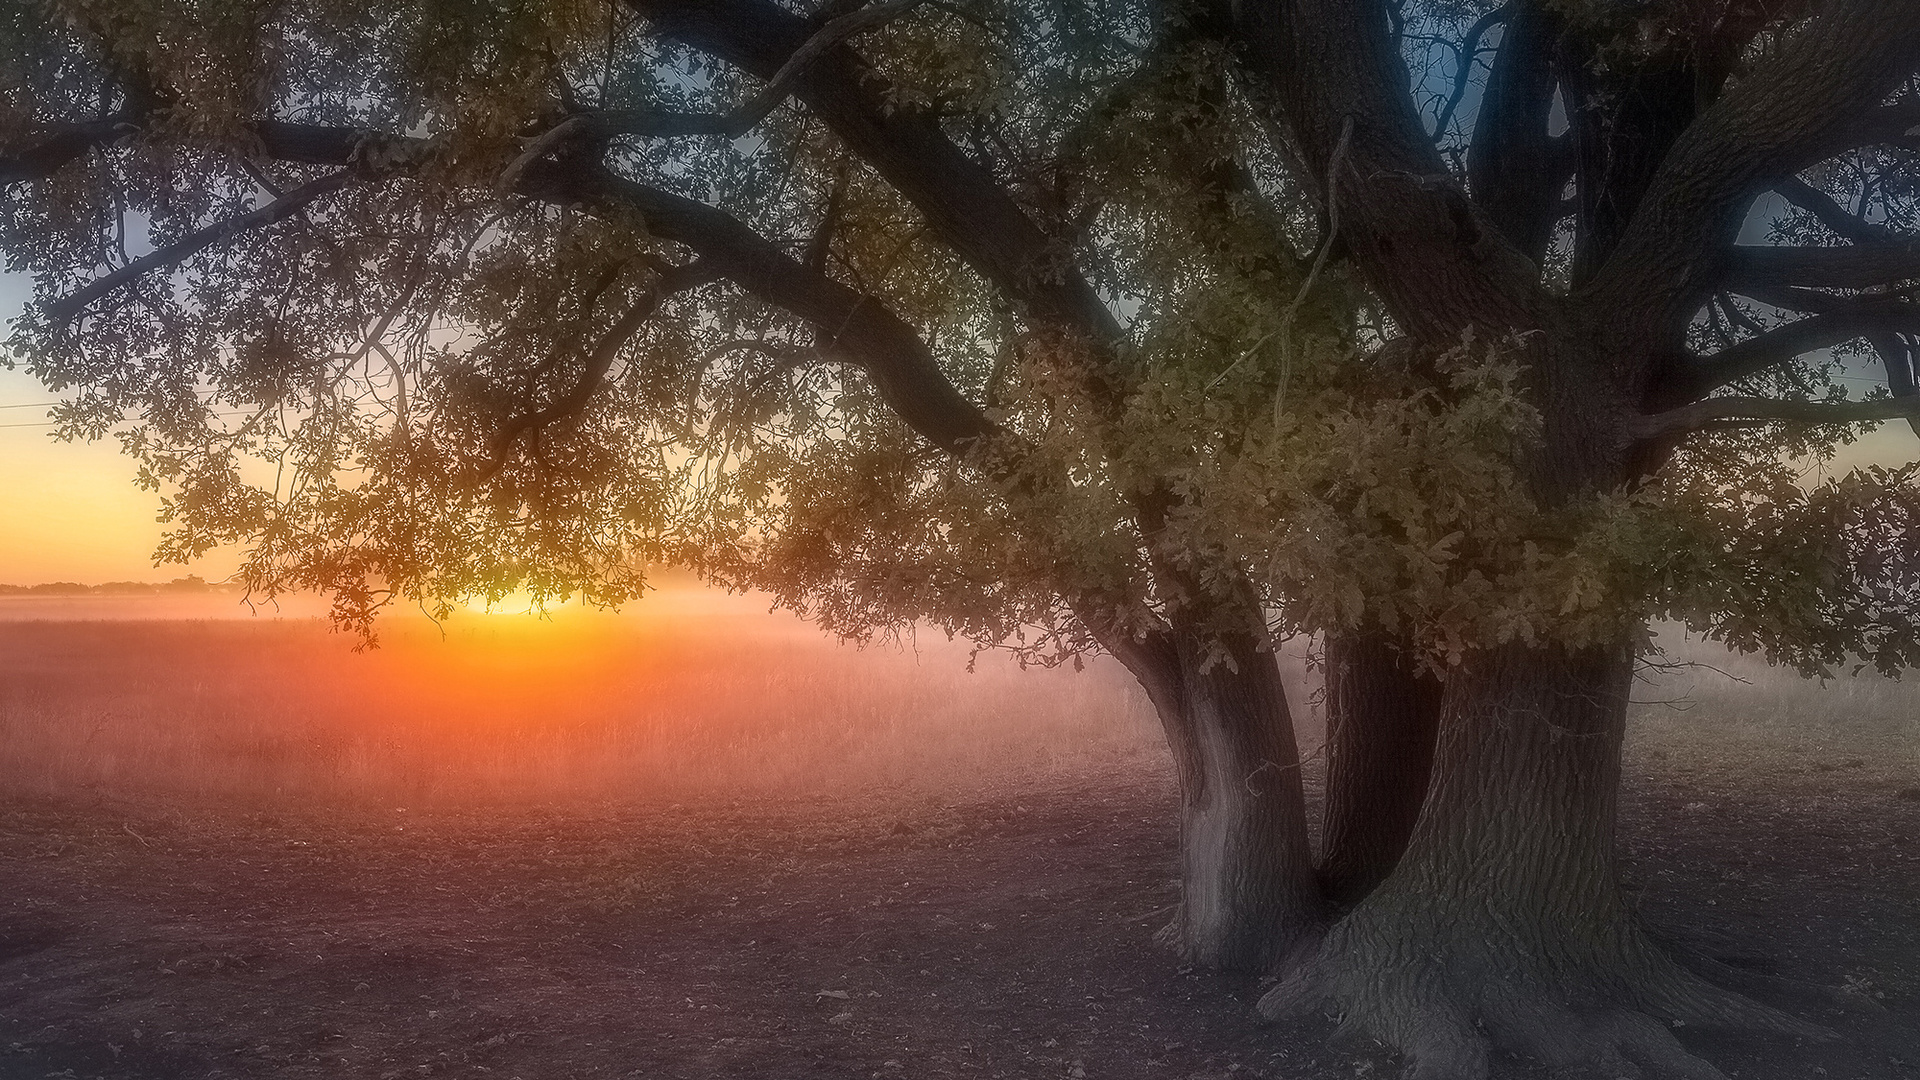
{"left": 0, "top": 409, "right": 256, "bottom": 430}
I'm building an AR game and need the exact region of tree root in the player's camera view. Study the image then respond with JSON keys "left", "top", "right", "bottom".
{"left": 1258, "top": 914, "right": 1834, "bottom": 1080}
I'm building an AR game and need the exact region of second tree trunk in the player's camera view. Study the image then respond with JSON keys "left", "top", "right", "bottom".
{"left": 1317, "top": 626, "right": 1444, "bottom": 905}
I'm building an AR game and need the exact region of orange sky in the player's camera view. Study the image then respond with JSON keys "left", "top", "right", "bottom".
{"left": 0, "top": 367, "right": 223, "bottom": 584}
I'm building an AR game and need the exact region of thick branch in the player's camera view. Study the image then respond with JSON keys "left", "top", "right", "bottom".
{"left": 0, "top": 117, "right": 134, "bottom": 187}
{"left": 1724, "top": 243, "right": 1920, "bottom": 291}
{"left": 46, "top": 170, "right": 352, "bottom": 325}
{"left": 1217, "top": 0, "right": 1547, "bottom": 345}
{"left": 1465, "top": 1, "right": 1568, "bottom": 264}
{"left": 627, "top": 0, "right": 1121, "bottom": 344}
{"left": 1633, "top": 394, "right": 1920, "bottom": 440}
{"left": 1798, "top": 97, "right": 1920, "bottom": 164}
{"left": 1588, "top": 0, "right": 1920, "bottom": 327}
{"left": 497, "top": 0, "right": 926, "bottom": 193}
{"left": 553, "top": 167, "right": 1000, "bottom": 456}
{"left": 1775, "top": 176, "right": 1905, "bottom": 246}
{"left": 1676, "top": 301, "right": 1920, "bottom": 397}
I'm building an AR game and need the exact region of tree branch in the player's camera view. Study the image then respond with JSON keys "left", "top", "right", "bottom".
{"left": 1674, "top": 301, "right": 1920, "bottom": 397}
{"left": 498, "top": 0, "right": 927, "bottom": 194}
{"left": 1464, "top": 0, "right": 1568, "bottom": 263}
{"left": 1775, "top": 175, "right": 1905, "bottom": 246}
{"left": 627, "top": 0, "right": 1121, "bottom": 343}
{"left": 0, "top": 117, "right": 136, "bottom": 187}
{"left": 554, "top": 166, "right": 1001, "bottom": 457}
{"left": 481, "top": 260, "right": 719, "bottom": 479}
{"left": 45, "top": 170, "right": 353, "bottom": 326}
{"left": 1216, "top": 0, "right": 1547, "bottom": 345}
{"left": 1724, "top": 243, "right": 1920, "bottom": 290}
{"left": 1431, "top": 2, "right": 1511, "bottom": 143}
{"left": 1633, "top": 393, "right": 1920, "bottom": 440}
{"left": 1588, "top": 0, "right": 1920, "bottom": 329}
{"left": 1796, "top": 96, "right": 1920, "bottom": 164}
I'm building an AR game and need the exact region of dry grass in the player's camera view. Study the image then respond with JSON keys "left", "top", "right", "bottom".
{"left": 1627, "top": 625, "right": 1920, "bottom": 796}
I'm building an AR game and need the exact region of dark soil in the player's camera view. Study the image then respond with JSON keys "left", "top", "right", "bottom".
{"left": 3, "top": 764, "right": 1918, "bottom": 1080}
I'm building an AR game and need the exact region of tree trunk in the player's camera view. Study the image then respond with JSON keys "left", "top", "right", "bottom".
{"left": 1317, "top": 626, "right": 1443, "bottom": 907}
{"left": 1110, "top": 626, "right": 1324, "bottom": 972}
{"left": 1262, "top": 641, "right": 1821, "bottom": 1079}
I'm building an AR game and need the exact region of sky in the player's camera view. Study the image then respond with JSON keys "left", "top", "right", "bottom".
{"left": 0, "top": 270, "right": 201, "bottom": 583}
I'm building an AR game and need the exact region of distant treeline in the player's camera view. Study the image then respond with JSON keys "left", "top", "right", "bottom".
{"left": 0, "top": 576, "right": 236, "bottom": 596}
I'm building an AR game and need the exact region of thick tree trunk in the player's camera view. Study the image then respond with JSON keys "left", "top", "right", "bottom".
{"left": 1316, "top": 626, "right": 1443, "bottom": 906}
{"left": 1262, "top": 641, "right": 1821, "bottom": 1079}
{"left": 1110, "top": 626, "right": 1323, "bottom": 972}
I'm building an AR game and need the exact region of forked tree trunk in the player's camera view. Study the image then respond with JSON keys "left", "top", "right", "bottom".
{"left": 1110, "top": 626, "right": 1323, "bottom": 972}
{"left": 1317, "top": 626, "right": 1443, "bottom": 906}
{"left": 1263, "top": 641, "right": 1818, "bottom": 1079}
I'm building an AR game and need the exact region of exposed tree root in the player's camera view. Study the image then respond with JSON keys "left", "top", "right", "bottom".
{"left": 1663, "top": 942, "right": 1887, "bottom": 1017}
{"left": 1258, "top": 909, "right": 1834, "bottom": 1080}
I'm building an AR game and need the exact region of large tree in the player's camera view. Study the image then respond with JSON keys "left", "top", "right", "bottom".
{"left": 5, "top": 1, "right": 1920, "bottom": 1076}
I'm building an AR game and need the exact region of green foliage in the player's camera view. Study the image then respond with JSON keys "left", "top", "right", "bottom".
{"left": 1, "top": 0, "right": 1914, "bottom": 676}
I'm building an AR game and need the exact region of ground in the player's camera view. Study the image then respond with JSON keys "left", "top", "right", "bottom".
{"left": 1, "top": 606, "right": 1916, "bottom": 1079}
{"left": 3, "top": 757, "right": 1918, "bottom": 1080}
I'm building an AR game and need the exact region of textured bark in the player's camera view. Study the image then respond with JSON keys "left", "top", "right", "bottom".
{"left": 1464, "top": 2, "right": 1569, "bottom": 265}
{"left": 1316, "top": 627, "right": 1442, "bottom": 907}
{"left": 1108, "top": 626, "right": 1323, "bottom": 972}
{"left": 1262, "top": 643, "right": 1822, "bottom": 1079}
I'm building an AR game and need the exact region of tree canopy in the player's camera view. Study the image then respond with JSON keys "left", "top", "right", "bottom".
{"left": 7, "top": 3, "right": 1920, "bottom": 1074}
{"left": 3, "top": 0, "right": 1914, "bottom": 670}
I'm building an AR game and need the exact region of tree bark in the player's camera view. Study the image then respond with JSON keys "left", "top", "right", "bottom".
{"left": 1109, "top": 625, "right": 1323, "bottom": 972}
{"left": 1316, "top": 626, "right": 1442, "bottom": 907}
{"left": 1262, "top": 641, "right": 1820, "bottom": 1079}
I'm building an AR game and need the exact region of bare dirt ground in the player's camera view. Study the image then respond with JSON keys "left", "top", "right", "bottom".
{"left": 4, "top": 759, "right": 1919, "bottom": 1080}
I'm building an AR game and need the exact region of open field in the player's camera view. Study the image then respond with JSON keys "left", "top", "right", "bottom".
{"left": 2, "top": 598, "right": 1918, "bottom": 1079}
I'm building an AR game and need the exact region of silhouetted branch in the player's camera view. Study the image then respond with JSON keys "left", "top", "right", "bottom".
{"left": 496, "top": 0, "right": 928, "bottom": 193}
{"left": 1679, "top": 301, "right": 1920, "bottom": 396}
{"left": 1634, "top": 394, "right": 1920, "bottom": 440}
{"left": 1431, "top": 3, "right": 1510, "bottom": 141}
{"left": 1776, "top": 176, "right": 1905, "bottom": 246}
{"left": 0, "top": 116, "right": 138, "bottom": 187}
{"left": 480, "top": 260, "right": 718, "bottom": 479}
{"left": 46, "top": 170, "right": 352, "bottom": 326}
{"left": 1725, "top": 243, "right": 1920, "bottom": 290}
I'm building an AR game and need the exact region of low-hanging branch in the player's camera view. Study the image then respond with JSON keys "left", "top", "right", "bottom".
{"left": 46, "top": 170, "right": 352, "bottom": 326}
{"left": 1633, "top": 393, "right": 1920, "bottom": 439}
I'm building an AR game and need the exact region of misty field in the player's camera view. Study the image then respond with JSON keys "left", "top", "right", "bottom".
{"left": 0, "top": 590, "right": 1176, "bottom": 805}
{"left": 2, "top": 597, "right": 1918, "bottom": 1079}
